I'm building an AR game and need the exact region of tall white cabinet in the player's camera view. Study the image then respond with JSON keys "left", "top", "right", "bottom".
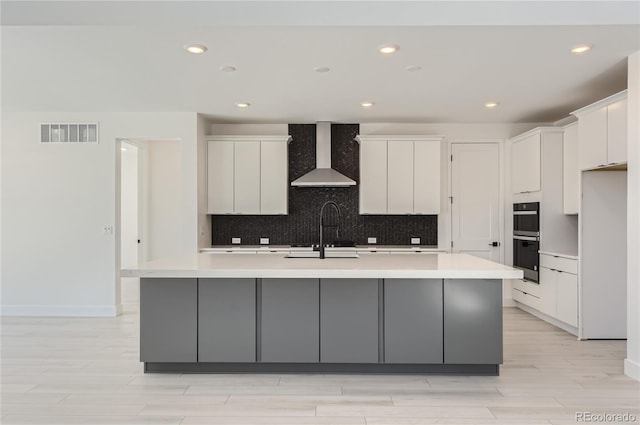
{"left": 357, "top": 136, "right": 443, "bottom": 215}
{"left": 570, "top": 91, "right": 628, "bottom": 339}
{"left": 510, "top": 127, "right": 580, "bottom": 335}
{"left": 207, "top": 136, "right": 291, "bottom": 215}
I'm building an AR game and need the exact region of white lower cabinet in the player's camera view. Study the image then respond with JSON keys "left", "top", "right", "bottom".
{"left": 536, "top": 254, "right": 578, "bottom": 329}
{"left": 511, "top": 278, "right": 541, "bottom": 310}
{"left": 556, "top": 271, "right": 578, "bottom": 327}
{"left": 538, "top": 268, "right": 556, "bottom": 317}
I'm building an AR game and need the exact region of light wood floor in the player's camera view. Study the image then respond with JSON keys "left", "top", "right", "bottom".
{"left": 1, "top": 282, "right": 638, "bottom": 424}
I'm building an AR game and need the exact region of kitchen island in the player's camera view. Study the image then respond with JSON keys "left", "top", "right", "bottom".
{"left": 123, "top": 252, "right": 522, "bottom": 375}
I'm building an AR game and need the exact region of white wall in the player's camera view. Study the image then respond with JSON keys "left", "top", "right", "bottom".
{"left": 1, "top": 111, "right": 198, "bottom": 316}
{"left": 626, "top": 50, "right": 640, "bottom": 381}
{"left": 144, "top": 140, "right": 182, "bottom": 260}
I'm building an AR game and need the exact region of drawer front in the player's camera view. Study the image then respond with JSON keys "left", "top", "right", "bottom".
{"left": 540, "top": 255, "right": 577, "bottom": 274}
{"left": 512, "top": 278, "right": 541, "bottom": 298}
{"left": 512, "top": 287, "right": 541, "bottom": 310}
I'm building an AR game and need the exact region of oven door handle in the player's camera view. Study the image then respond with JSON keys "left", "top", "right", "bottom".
{"left": 513, "top": 235, "right": 539, "bottom": 241}
{"left": 513, "top": 211, "right": 538, "bottom": 215}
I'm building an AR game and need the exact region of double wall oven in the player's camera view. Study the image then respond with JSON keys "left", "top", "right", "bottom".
{"left": 513, "top": 202, "right": 540, "bottom": 282}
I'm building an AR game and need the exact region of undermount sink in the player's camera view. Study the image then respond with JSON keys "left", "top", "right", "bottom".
{"left": 285, "top": 251, "right": 359, "bottom": 259}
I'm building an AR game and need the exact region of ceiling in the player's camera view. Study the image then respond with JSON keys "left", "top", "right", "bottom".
{"left": 2, "top": 1, "right": 639, "bottom": 124}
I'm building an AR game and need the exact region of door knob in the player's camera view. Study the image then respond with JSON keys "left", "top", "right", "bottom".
{"left": 488, "top": 241, "right": 500, "bottom": 247}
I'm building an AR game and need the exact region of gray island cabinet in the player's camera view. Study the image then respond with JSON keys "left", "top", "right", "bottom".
{"left": 130, "top": 253, "right": 521, "bottom": 375}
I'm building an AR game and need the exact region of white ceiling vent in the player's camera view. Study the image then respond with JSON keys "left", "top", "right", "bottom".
{"left": 40, "top": 123, "right": 99, "bottom": 143}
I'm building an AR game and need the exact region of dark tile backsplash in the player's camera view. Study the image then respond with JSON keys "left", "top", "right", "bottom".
{"left": 211, "top": 124, "right": 437, "bottom": 246}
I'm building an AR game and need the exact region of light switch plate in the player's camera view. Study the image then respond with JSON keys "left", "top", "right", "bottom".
{"left": 367, "top": 237, "right": 377, "bottom": 244}
{"left": 411, "top": 237, "right": 421, "bottom": 245}
{"left": 260, "top": 237, "right": 269, "bottom": 245}
{"left": 232, "top": 237, "right": 241, "bottom": 244}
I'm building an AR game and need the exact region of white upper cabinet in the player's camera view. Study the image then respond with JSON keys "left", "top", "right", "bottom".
{"left": 413, "top": 140, "right": 441, "bottom": 214}
{"left": 207, "top": 141, "right": 235, "bottom": 214}
{"left": 572, "top": 91, "right": 627, "bottom": 170}
{"left": 357, "top": 136, "right": 442, "bottom": 215}
{"left": 511, "top": 132, "right": 541, "bottom": 194}
{"left": 233, "top": 141, "right": 261, "bottom": 214}
{"left": 387, "top": 140, "right": 414, "bottom": 214}
{"left": 260, "top": 140, "right": 289, "bottom": 214}
{"left": 562, "top": 122, "right": 579, "bottom": 215}
{"left": 359, "top": 138, "right": 388, "bottom": 214}
{"left": 207, "top": 136, "right": 290, "bottom": 215}
{"left": 607, "top": 99, "right": 627, "bottom": 165}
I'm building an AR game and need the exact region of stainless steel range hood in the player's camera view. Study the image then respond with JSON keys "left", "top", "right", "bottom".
{"left": 291, "top": 121, "right": 356, "bottom": 187}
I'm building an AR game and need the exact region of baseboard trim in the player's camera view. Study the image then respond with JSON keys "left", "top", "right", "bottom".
{"left": 624, "top": 358, "right": 640, "bottom": 381}
{"left": 1, "top": 305, "right": 120, "bottom": 317}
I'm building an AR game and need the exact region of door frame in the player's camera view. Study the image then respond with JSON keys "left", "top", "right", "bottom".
{"left": 447, "top": 139, "right": 505, "bottom": 264}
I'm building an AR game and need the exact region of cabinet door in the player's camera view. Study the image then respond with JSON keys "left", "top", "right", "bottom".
{"left": 198, "top": 278, "right": 256, "bottom": 362}
{"left": 511, "top": 133, "right": 541, "bottom": 193}
{"left": 578, "top": 106, "right": 607, "bottom": 170}
{"left": 387, "top": 140, "right": 414, "bottom": 214}
{"left": 261, "top": 279, "right": 319, "bottom": 363}
{"left": 140, "top": 278, "right": 197, "bottom": 362}
{"left": 384, "top": 279, "right": 443, "bottom": 364}
{"left": 359, "top": 140, "right": 388, "bottom": 214}
{"left": 607, "top": 99, "right": 627, "bottom": 165}
{"left": 413, "top": 140, "right": 441, "bottom": 214}
{"left": 538, "top": 267, "right": 557, "bottom": 317}
{"left": 320, "top": 279, "right": 379, "bottom": 363}
{"left": 260, "top": 140, "right": 288, "bottom": 214}
{"left": 207, "top": 141, "right": 235, "bottom": 213}
{"left": 234, "top": 141, "right": 261, "bottom": 214}
{"left": 443, "top": 279, "right": 502, "bottom": 364}
{"left": 563, "top": 124, "right": 580, "bottom": 214}
{"left": 556, "top": 271, "right": 578, "bottom": 327}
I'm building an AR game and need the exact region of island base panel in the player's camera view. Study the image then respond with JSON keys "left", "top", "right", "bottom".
{"left": 144, "top": 362, "right": 499, "bottom": 375}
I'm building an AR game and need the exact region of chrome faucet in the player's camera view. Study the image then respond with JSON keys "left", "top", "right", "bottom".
{"left": 319, "top": 201, "right": 341, "bottom": 259}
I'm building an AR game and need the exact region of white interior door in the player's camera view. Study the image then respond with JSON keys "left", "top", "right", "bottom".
{"left": 120, "top": 141, "right": 140, "bottom": 304}
{"left": 451, "top": 143, "right": 501, "bottom": 262}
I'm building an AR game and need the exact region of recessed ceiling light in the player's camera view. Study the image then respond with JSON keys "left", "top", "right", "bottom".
{"left": 314, "top": 66, "right": 331, "bottom": 73}
{"left": 220, "top": 65, "right": 236, "bottom": 72}
{"left": 361, "top": 101, "right": 375, "bottom": 108}
{"left": 406, "top": 65, "right": 422, "bottom": 72}
{"left": 378, "top": 44, "right": 399, "bottom": 55}
{"left": 184, "top": 43, "right": 207, "bottom": 55}
{"left": 236, "top": 102, "right": 251, "bottom": 108}
{"left": 571, "top": 45, "right": 592, "bottom": 54}
{"left": 484, "top": 102, "right": 499, "bottom": 109}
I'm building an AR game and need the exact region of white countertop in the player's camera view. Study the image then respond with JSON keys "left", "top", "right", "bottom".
{"left": 122, "top": 253, "right": 523, "bottom": 280}
{"left": 201, "top": 245, "right": 442, "bottom": 252}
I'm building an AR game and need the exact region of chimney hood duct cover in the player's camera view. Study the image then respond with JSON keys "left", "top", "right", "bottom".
{"left": 291, "top": 122, "right": 356, "bottom": 187}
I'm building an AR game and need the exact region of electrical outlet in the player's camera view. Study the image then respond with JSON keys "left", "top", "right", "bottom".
{"left": 103, "top": 225, "right": 113, "bottom": 235}
{"left": 367, "top": 237, "right": 377, "bottom": 244}
{"left": 232, "top": 237, "right": 241, "bottom": 244}
{"left": 260, "top": 237, "right": 269, "bottom": 245}
{"left": 411, "top": 237, "right": 421, "bottom": 245}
